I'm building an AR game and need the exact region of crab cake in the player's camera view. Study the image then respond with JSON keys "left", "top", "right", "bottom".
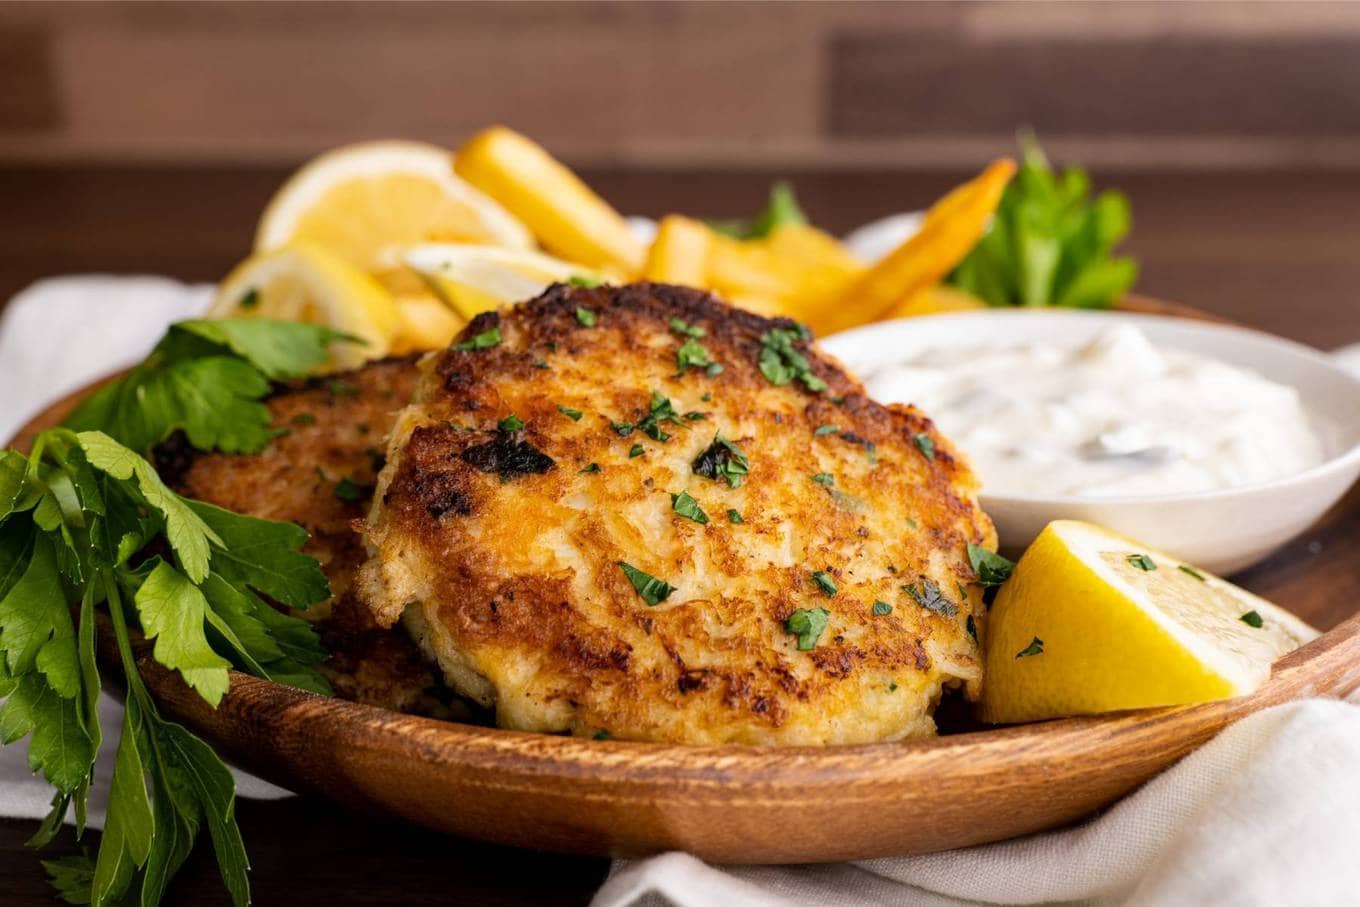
{"left": 159, "top": 356, "right": 454, "bottom": 716}
{"left": 358, "top": 282, "right": 996, "bottom": 745}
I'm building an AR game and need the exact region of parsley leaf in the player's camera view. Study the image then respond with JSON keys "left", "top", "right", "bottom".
{"left": 453, "top": 326, "right": 502, "bottom": 350}
{"left": 872, "top": 600, "right": 893, "bottom": 616}
{"left": 1127, "top": 553, "right": 1156, "bottom": 572}
{"left": 676, "top": 338, "right": 715, "bottom": 373}
{"left": 668, "top": 318, "right": 706, "bottom": 338}
{"left": 1016, "top": 637, "right": 1045, "bottom": 658}
{"left": 757, "top": 327, "right": 825, "bottom": 392}
{"left": 638, "top": 392, "right": 683, "bottom": 443}
{"left": 967, "top": 544, "right": 1015, "bottom": 588}
{"left": 133, "top": 561, "right": 232, "bottom": 706}
{"left": 784, "top": 607, "right": 830, "bottom": 651}
{"left": 618, "top": 562, "right": 675, "bottom": 606}
{"left": 947, "top": 134, "right": 1137, "bottom": 309}
{"left": 569, "top": 275, "right": 603, "bottom": 289}
{"left": 812, "top": 571, "right": 837, "bottom": 596}
{"left": 814, "top": 424, "right": 838, "bottom": 436}
{"left": 557, "top": 405, "right": 584, "bottom": 422}
{"left": 905, "top": 578, "right": 958, "bottom": 617}
{"left": 709, "top": 182, "right": 807, "bottom": 240}
{"left": 913, "top": 433, "right": 936, "bottom": 461}
{"left": 65, "top": 319, "right": 351, "bottom": 456}
{"left": 575, "top": 307, "right": 597, "bottom": 326}
{"left": 692, "top": 435, "right": 750, "bottom": 488}
{"left": 498, "top": 414, "right": 525, "bottom": 432}
{"left": 670, "top": 491, "right": 709, "bottom": 525}
{"left": 578, "top": 463, "right": 601, "bottom": 475}
{"left": 628, "top": 444, "right": 645, "bottom": 458}
{"left": 727, "top": 508, "right": 743, "bottom": 524}
{"left": 1178, "top": 564, "right": 1207, "bottom": 581}
{"left": 1240, "top": 610, "right": 1264, "bottom": 628}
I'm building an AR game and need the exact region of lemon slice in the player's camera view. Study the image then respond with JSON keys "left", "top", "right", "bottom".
{"left": 211, "top": 243, "right": 399, "bottom": 369}
{"left": 404, "top": 243, "right": 604, "bottom": 320}
{"left": 255, "top": 141, "right": 534, "bottom": 276}
{"left": 981, "top": 520, "right": 1317, "bottom": 724}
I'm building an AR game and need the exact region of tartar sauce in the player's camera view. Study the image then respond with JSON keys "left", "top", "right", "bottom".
{"left": 862, "top": 325, "right": 1326, "bottom": 497}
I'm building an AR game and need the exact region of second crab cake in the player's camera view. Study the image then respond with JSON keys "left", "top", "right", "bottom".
{"left": 358, "top": 282, "right": 996, "bottom": 745}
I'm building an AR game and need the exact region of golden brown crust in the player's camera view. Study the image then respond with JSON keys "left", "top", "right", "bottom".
{"left": 166, "top": 356, "right": 447, "bottom": 715}
{"left": 361, "top": 283, "right": 997, "bottom": 745}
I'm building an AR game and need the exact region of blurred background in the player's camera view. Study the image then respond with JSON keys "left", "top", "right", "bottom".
{"left": 2, "top": 0, "right": 1358, "bottom": 345}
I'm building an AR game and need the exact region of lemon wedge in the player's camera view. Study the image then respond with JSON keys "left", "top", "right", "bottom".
{"left": 981, "top": 520, "right": 1317, "bottom": 724}
{"left": 211, "top": 243, "right": 399, "bottom": 369}
{"left": 254, "top": 141, "right": 533, "bottom": 278}
{"left": 404, "top": 243, "right": 605, "bottom": 320}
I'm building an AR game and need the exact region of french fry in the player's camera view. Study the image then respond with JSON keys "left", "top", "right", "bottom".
{"left": 454, "top": 126, "right": 645, "bottom": 275}
{"left": 643, "top": 215, "right": 712, "bottom": 285}
{"left": 810, "top": 158, "right": 1016, "bottom": 336}
{"left": 707, "top": 224, "right": 863, "bottom": 319}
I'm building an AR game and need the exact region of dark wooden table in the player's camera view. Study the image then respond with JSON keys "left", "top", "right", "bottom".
{"left": 2, "top": 165, "right": 1358, "bottom": 906}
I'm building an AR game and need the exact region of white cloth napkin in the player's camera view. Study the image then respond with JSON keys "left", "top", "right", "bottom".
{"left": 3, "top": 276, "right": 1360, "bottom": 907}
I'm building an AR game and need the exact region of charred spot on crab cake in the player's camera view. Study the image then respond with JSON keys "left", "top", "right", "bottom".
{"left": 358, "top": 282, "right": 996, "bottom": 745}
{"left": 161, "top": 355, "right": 463, "bottom": 717}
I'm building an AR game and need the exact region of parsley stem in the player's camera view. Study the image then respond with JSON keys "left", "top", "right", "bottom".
{"left": 103, "top": 571, "right": 154, "bottom": 709}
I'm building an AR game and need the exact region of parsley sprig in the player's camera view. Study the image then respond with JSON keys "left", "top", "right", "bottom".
{"left": 0, "top": 319, "right": 347, "bottom": 906}
{"left": 1, "top": 429, "right": 331, "bottom": 906}
{"left": 64, "top": 319, "right": 353, "bottom": 455}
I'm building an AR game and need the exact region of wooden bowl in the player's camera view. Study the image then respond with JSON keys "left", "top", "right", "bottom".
{"left": 13, "top": 297, "right": 1360, "bottom": 863}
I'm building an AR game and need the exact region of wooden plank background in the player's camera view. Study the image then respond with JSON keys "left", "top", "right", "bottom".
{"left": 4, "top": 0, "right": 1360, "bottom": 169}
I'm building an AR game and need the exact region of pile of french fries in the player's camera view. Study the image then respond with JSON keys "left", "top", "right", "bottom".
{"left": 452, "top": 127, "right": 1016, "bottom": 337}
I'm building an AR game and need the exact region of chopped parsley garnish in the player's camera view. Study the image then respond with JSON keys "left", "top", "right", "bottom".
{"left": 700, "top": 391, "right": 712, "bottom": 402}
{"left": 757, "top": 327, "right": 826, "bottom": 392}
{"left": 671, "top": 491, "right": 710, "bottom": 525}
{"left": 570, "top": 275, "right": 603, "bottom": 289}
{"left": 334, "top": 476, "right": 371, "bottom": 502}
{"left": 669, "top": 318, "right": 706, "bottom": 338}
{"left": 533, "top": 359, "right": 550, "bottom": 369}
{"left": 810, "top": 472, "right": 834, "bottom": 485}
{"left": 727, "top": 508, "right": 744, "bottom": 524}
{"left": 913, "top": 433, "right": 936, "bottom": 461}
{"left": 1127, "top": 553, "right": 1157, "bottom": 572}
{"left": 453, "top": 326, "right": 502, "bottom": 350}
{"left": 676, "top": 338, "right": 716, "bottom": 374}
{"left": 812, "top": 570, "right": 838, "bottom": 596}
{"left": 683, "top": 411, "right": 708, "bottom": 421}
{"left": 1240, "top": 610, "right": 1264, "bottom": 628}
{"left": 578, "top": 463, "right": 601, "bottom": 474}
{"left": 592, "top": 729, "right": 611, "bottom": 741}
{"left": 290, "top": 412, "right": 316, "bottom": 426}
{"left": 639, "top": 391, "right": 684, "bottom": 442}
{"left": 628, "top": 444, "right": 645, "bottom": 458}
{"left": 872, "top": 600, "right": 893, "bottom": 616}
{"left": 618, "top": 561, "right": 675, "bottom": 606}
{"left": 557, "top": 405, "right": 583, "bottom": 421}
{"left": 239, "top": 287, "right": 260, "bottom": 309}
{"left": 814, "top": 424, "right": 838, "bottom": 436}
{"left": 611, "top": 421, "right": 636, "bottom": 437}
{"left": 575, "top": 306, "right": 597, "bottom": 327}
{"left": 888, "top": 681, "right": 899, "bottom": 692}
{"left": 1178, "top": 564, "right": 1206, "bottom": 581}
{"left": 967, "top": 544, "right": 1015, "bottom": 588}
{"left": 498, "top": 414, "right": 525, "bottom": 432}
{"left": 691, "top": 434, "right": 750, "bottom": 488}
{"left": 326, "top": 379, "right": 359, "bottom": 397}
{"left": 966, "top": 614, "right": 978, "bottom": 640}
{"left": 905, "top": 578, "right": 958, "bottom": 617}
{"left": 704, "top": 362, "right": 724, "bottom": 377}
{"left": 1016, "top": 637, "right": 1045, "bottom": 658}
{"left": 784, "top": 607, "right": 830, "bottom": 651}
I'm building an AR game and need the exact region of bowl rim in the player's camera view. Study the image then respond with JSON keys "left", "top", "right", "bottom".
{"left": 822, "top": 308, "right": 1360, "bottom": 507}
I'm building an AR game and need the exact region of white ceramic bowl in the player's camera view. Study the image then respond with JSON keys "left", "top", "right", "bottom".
{"left": 822, "top": 310, "right": 1360, "bottom": 575}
